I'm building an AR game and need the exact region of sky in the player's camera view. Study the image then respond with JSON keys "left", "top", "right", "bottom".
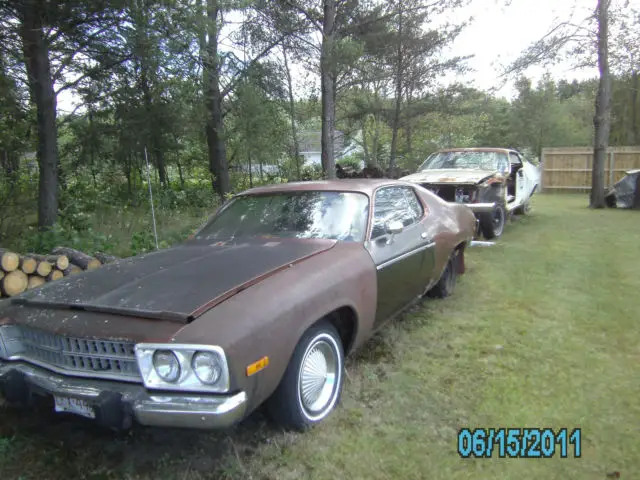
{"left": 57, "top": 0, "right": 605, "bottom": 114}
{"left": 443, "top": 0, "right": 600, "bottom": 98}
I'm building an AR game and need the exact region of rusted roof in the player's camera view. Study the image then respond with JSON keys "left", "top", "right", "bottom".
{"left": 239, "top": 179, "right": 406, "bottom": 197}
{"left": 436, "top": 147, "right": 515, "bottom": 154}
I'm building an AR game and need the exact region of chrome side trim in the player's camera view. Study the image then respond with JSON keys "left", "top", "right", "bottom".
{"left": 376, "top": 242, "right": 436, "bottom": 271}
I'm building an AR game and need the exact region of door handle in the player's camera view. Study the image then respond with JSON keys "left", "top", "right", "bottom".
{"left": 421, "top": 232, "right": 432, "bottom": 242}
{"left": 421, "top": 232, "right": 436, "bottom": 245}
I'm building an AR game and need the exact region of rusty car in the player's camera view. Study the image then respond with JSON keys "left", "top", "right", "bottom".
{"left": 401, "top": 148, "right": 541, "bottom": 239}
{"left": 0, "top": 179, "right": 476, "bottom": 431}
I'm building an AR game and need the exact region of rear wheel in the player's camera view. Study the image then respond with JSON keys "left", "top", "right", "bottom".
{"left": 479, "top": 202, "right": 506, "bottom": 239}
{"left": 427, "top": 255, "right": 458, "bottom": 298}
{"left": 266, "top": 321, "right": 344, "bottom": 431}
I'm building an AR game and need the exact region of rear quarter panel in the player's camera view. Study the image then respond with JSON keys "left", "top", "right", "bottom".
{"left": 415, "top": 186, "right": 476, "bottom": 282}
{"left": 172, "top": 242, "right": 377, "bottom": 414}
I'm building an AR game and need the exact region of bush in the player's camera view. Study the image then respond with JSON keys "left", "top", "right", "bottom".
{"left": 130, "top": 230, "right": 157, "bottom": 255}
{"left": 23, "top": 223, "right": 116, "bottom": 256}
{"left": 300, "top": 164, "right": 324, "bottom": 181}
{"left": 337, "top": 154, "right": 363, "bottom": 171}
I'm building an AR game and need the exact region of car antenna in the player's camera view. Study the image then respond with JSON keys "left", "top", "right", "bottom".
{"left": 144, "top": 146, "right": 160, "bottom": 250}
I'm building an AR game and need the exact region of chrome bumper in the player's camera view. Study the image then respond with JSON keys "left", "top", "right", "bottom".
{"left": 466, "top": 202, "right": 496, "bottom": 213}
{"left": 0, "top": 361, "right": 247, "bottom": 430}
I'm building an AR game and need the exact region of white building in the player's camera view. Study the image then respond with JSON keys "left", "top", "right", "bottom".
{"left": 298, "top": 130, "right": 345, "bottom": 167}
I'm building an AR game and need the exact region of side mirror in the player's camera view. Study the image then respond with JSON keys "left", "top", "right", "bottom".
{"left": 386, "top": 220, "right": 404, "bottom": 235}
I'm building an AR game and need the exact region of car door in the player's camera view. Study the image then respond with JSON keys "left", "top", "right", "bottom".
{"left": 404, "top": 187, "right": 437, "bottom": 284}
{"left": 521, "top": 157, "right": 540, "bottom": 197}
{"left": 366, "top": 186, "right": 434, "bottom": 328}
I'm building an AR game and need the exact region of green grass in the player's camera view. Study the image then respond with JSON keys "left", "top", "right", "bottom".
{"left": 0, "top": 193, "right": 639, "bottom": 480}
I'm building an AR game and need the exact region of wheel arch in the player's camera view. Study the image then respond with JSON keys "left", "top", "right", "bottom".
{"left": 312, "top": 306, "right": 359, "bottom": 356}
{"left": 453, "top": 241, "right": 467, "bottom": 275}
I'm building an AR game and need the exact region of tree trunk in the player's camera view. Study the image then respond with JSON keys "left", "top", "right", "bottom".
{"left": 362, "top": 119, "right": 370, "bottom": 166}
{"left": 89, "top": 109, "right": 97, "bottom": 188}
{"left": 156, "top": 148, "right": 167, "bottom": 185}
{"left": 139, "top": 68, "right": 167, "bottom": 187}
{"left": 631, "top": 70, "right": 639, "bottom": 145}
{"left": 405, "top": 85, "right": 413, "bottom": 165}
{"left": 320, "top": 0, "right": 336, "bottom": 180}
{"left": 283, "top": 45, "right": 301, "bottom": 181}
{"left": 389, "top": 2, "right": 404, "bottom": 175}
{"left": 176, "top": 158, "right": 185, "bottom": 188}
{"left": 203, "top": 0, "right": 230, "bottom": 200}
{"left": 125, "top": 152, "right": 132, "bottom": 200}
{"left": 633, "top": 174, "right": 640, "bottom": 210}
{"left": 373, "top": 113, "right": 380, "bottom": 168}
{"left": 590, "top": 0, "right": 611, "bottom": 209}
{"left": 20, "top": 2, "right": 58, "bottom": 229}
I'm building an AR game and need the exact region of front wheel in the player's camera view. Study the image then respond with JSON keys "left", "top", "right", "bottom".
{"left": 266, "top": 321, "right": 344, "bottom": 431}
{"left": 479, "top": 203, "right": 506, "bottom": 239}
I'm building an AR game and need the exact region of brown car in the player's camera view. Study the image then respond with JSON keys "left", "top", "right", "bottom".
{"left": 0, "top": 179, "right": 476, "bottom": 431}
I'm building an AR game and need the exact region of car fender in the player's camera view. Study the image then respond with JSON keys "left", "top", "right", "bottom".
{"left": 413, "top": 188, "right": 475, "bottom": 287}
{"left": 171, "top": 242, "right": 377, "bottom": 414}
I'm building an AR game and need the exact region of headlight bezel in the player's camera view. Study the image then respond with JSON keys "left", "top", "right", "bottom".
{"left": 135, "top": 343, "right": 230, "bottom": 393}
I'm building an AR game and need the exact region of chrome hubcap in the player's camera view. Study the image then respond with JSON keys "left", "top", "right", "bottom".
{"left": 299, "top": 340, "right": 338, "bottom": 415}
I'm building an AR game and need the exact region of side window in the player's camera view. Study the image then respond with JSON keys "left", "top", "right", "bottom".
{"left": 404, "top": 188, "right": 424, "bottom": 220}
{"left": 371, "top": 187, "right": 421, "bottom": 239}
{"left": 509, "top": 152, "right": 522, "bottom": 166}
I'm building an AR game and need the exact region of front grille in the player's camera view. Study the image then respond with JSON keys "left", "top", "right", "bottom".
{"left": 422, "top": 183, "right": 476, "bottom": 203}
{"left": 15, "top": 325, "right": 140, "bottom": 381}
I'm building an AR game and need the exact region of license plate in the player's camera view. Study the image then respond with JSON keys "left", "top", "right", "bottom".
{"left": 54, "top": 395, "right": 96, "bottom": 419}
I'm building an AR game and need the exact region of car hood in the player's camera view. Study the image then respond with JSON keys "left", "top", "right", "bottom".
{"left": 401, "top": 169, "right": 497, "bottom": 185}
{"left": 10, "top": 238, "right": 336, "bottom": 323}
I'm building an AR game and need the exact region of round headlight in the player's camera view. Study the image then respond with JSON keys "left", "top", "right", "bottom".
{"left": 192, "top": 351, "right": 222, "bottom": 385}
{"left": 153, "top": 350, "right": 181, "bottom": 383}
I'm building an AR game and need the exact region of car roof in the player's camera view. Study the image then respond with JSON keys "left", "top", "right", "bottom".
{"left": 436, "top": 147, "right": 517, "bottom": 155}
{"left": 237, "top": 179, "right": 414, "bottom": 197}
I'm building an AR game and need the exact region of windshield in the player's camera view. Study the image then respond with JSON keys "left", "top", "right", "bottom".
{"left": 418, "top": 151, "right": 509, "bottom": 173}
{"left": 195, "top": 191, "right": 370, "bottom": 242}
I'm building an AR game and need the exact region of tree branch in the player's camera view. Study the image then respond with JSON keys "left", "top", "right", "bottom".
{"left": 279, "top": 0, "right": 322, "bottom": 32}
{"left": 220, "top": 36, "right": 286, "bottom": 99}
{"left": 55, "top": 55, "right": 132, "bottom": 95}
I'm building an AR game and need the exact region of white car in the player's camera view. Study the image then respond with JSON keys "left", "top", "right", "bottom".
{"left": 401, "top": 148, "right": 541, "bottom": 239}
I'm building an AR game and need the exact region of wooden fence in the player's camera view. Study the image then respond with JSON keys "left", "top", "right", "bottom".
{"left": 541, "top": 147, "right": 640, "bottom": 192}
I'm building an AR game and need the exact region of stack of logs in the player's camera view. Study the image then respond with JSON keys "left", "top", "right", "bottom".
{"left": 0, "top": 247, "right": 119, "bottom": 298}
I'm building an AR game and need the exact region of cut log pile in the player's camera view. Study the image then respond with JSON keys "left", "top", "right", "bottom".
{"left": 0, "top": 247, "right": 120, "bottom": 298}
